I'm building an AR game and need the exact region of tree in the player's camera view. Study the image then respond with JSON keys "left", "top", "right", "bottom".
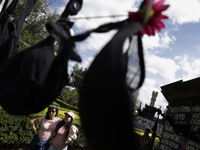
{"left": 60, "top": 64, "right": 87, "bottom": 106}
{"left": 70, "top": 63, "right": 87, "bottom": 88}
{"left": 61, "top": 86, "right": 79, "bottom": 106}
{"left": 12, "top": 0, "right": 59, "bottom": 51}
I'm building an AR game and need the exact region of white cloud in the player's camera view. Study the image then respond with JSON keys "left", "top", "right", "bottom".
{"left": 56, "top": 6, "right": 65, "bottom": 14}
{"left": 195, "top": 45, "right": 200, "bottom": 51}
{"left": 57, "top": 0, "right": 142, "bottom": 31}
{"left": 177, "top": 55, "right": 200, "bottom": 81}
{"left": 165, "top": 0, "right": 200, "bottom": 24}
{"left": 143, "top": 31, "right": 176, "bottom": 53}
{"left": 78, "top": 43, "right": 93, "bottom": 52}
{"left": 70, "top": 29, "right": 74, "bottom": 36}
{"left": 78, "top": 30, "right": 117, "bottom": 53}
{"left": 79, "top": 0, "right": 139, "bottom": 17}
{"left": 160, "top": 32, "right": 176, "bottom": 50}
{"left": 174, "top": 55, "right": 181, "bottom": 61}
{"left": 57, "top": 0, "right": 200, "bottom": 26}
{"left": 143, "top": 34, "right": 161, "bottom": 51}
{"left": 145, "top": 53, "right": 180, "bottom": 82}
{"left": 80, "top": 57, "right": 94, "bottom": 69}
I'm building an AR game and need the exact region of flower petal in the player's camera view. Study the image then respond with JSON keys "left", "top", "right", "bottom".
{"left": 128, "top": 11, "right": 141, "bottom": 22}
{"left": 133, "top": 0, "right": 169, "bottom": 36}
{"left": 155, "top": 21, "right": 165, "bottom": 30}
{"left": 154, "top": 0, "right": 165, "bottom": 7}
{"left": 153, "top": 22, "right": 161, "bottom": 32}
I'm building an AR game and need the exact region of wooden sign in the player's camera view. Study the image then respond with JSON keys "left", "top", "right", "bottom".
{"left": 160, "top": 77, "right": 200, "bottom": 150}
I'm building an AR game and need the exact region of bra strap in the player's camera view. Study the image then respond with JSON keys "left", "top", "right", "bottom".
{"left": 59, "top": 0, "right": 83, "bottom": 21}
{"left": 5, "top": 0, "right": 19, "bottom": 15}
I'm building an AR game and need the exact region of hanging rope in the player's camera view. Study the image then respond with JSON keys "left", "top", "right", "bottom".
{"left": 59, "top": 14, "right": 128, "bottom": 21}
{"left": 19, "top": 39, "right": 30, "bottom": 48}
{"left": 72, "top": 72, "right": 84, "bottom": 79}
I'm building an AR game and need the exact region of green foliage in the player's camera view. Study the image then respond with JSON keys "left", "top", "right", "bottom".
{"left": 12, "top": 0, "right": 59, "bottom": 51}
{"left": 55, "top": 98, "right": 79, "bottom": 112}
{"left": 60, "top": 63, "right": 87, "bottom": 106}
{"left": 0, "top": 110, "right": 42, "bottom": 148}
{"left": 61, "top": 87, "right": 79, "bottom": 106}
{"left": 70, "top": 63, "right": 87, "bottom": 86}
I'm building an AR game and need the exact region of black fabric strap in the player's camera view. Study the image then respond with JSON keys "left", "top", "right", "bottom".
{"left": 5, "top": 0, "right": 19, "bottom": 15}
{"left": 137, "top": 33, "right": 145, "bottom": 89}
{"left": 59, "top": 0, "right": 83, "bottom": 20}
{"left": 20, "top": 0, "right": 36, "bottom": 22}
{"left": 15, "top": 0, "right": 36, "bottom": 37}
{"left": 0, "top": 0, "right": 9, "bottom": 15}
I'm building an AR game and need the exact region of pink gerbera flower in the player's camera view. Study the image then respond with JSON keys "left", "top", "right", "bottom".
{"left": 128, "top": 0, "right": 169, "bottom": 36}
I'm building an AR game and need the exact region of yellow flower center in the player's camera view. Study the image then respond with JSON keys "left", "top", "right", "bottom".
{"left": 139, "top": 6, "right": 154, "bottom": 21}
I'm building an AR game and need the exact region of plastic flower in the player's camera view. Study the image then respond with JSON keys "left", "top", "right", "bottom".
{"left": 128, "top": 0, "right": 169, "bottom": 36}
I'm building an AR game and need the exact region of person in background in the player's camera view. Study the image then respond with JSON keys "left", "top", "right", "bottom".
{"left": 139, "top": 128, "right": 152, "bottom": 150}
{"left": 29, "top": 105, "right": 61, "bottom": 150}
{"left": 48, "top": 111, "right": 78, "bottom": 150}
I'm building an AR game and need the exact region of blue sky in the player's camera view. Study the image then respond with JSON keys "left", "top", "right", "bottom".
{"left": 2, "top": 0, "right": 200, "bottom": 113}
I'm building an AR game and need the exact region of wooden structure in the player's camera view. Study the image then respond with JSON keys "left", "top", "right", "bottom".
{"left": 160, "top": 77, "right": 200, "bottom": 150}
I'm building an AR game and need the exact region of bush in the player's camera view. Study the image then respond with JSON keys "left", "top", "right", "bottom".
{"left": 0, "top": 109, "right": 42, "bottom": 148}
{"left": 55, "top": 98, "right": 79, "bottom": 112}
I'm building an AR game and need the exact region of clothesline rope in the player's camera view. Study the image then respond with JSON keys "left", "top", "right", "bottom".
{"left": 63, "top": 14, "right": 128, "bottom": 20}
{"left": 19, "top": 39, "right": 30, "bottom": 47}
{"left": 72, "top": 72, "right": 84, "bottom": 79}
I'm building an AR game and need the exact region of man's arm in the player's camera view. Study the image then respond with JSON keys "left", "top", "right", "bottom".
{"left": 144, "top": 138, "right": 152, "bottom": 148}
{"left": 140, "top": 136, "right": 144, "bottom": 145}
{"left": 30, "top": 118, "right": 39, "bottom": 134}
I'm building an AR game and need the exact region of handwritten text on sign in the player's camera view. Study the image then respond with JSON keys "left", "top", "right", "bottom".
{"left": 168, "top": 90, "right": 200, "bottom": 100}
{"left": 160, "top": 105, "right": 200, "bottom": 150}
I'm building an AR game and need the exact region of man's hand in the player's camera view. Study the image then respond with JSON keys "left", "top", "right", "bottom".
{"left": 35, "top": 130, "right": 39, "bottom": 134}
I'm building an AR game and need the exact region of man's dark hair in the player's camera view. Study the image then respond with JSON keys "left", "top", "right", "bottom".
{"left": 45, "top": 105, "right": 58, "bottom": 119}
{"left": 146, "top": 128, "right": 150, "bottom": 133}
